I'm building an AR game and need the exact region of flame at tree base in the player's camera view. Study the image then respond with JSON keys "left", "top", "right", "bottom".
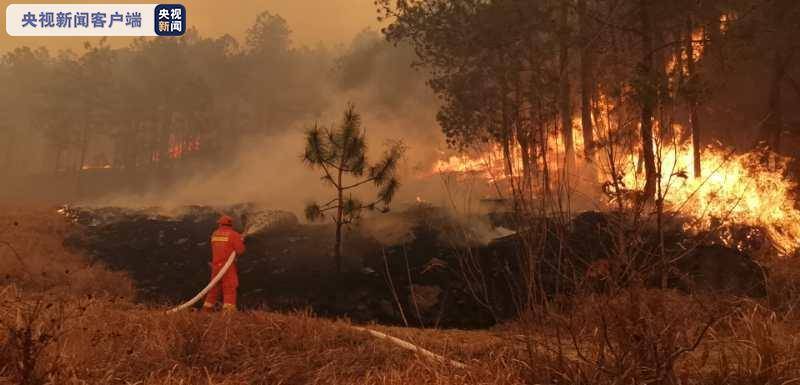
{"left": 635, "top": 143, "right": 800, "bottom": 257}
{"left": 431, "top": 135, "right": 800, "bottom": 257}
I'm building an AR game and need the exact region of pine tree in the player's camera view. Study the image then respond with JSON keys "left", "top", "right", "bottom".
{"left": 303, "top": 103, "right": 404, "bottom": 272}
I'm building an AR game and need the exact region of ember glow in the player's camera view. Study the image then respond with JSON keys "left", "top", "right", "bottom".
{"left": 168, "top": 135, "right": 201, "bottom": 160}
{"left": 148, "top": 136, "right": 202, "bottom": 162}
{"left": 666, "top": 28, "right": 705, "bottom": 75}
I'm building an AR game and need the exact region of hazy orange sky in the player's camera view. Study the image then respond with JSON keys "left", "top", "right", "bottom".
{"left": 1, "top": 0, "right": 380, "bottom": 52}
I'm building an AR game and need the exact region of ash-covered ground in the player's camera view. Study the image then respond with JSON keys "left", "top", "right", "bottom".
{"left": 60, "top": 203, "right": 767, "bottom": 329}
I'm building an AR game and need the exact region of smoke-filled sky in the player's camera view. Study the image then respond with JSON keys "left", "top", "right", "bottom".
{"left": 0, "top": 1, "right": 483, "bottom": 214}
{"left": 0, "top": 0, "right": 380, "bottom": 51}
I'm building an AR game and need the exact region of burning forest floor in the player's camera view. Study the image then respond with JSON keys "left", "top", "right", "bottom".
{"left": 3, "top": 204, "right": 800, "bottom": 384}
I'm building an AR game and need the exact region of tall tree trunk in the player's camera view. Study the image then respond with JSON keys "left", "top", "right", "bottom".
{"left": 765, "top": 51, "right": 786, "bottom": 154}
{"left": 78, "top": 124, "right": 89, "bottom": 171}
{"left": 686, "top": 16, "right": 701, "bottom": 178}
{"left": 639, "top": 0, "right": 658, "bottom": 201}
{"left": 500, "top": 99, "right": 520, "bottom": 209}
{"left": 76, "top": 124, "right": 90, "bottom": 199}
{"left": 515, "top": 71, "right": 534, "bottom": 197}
{"left": 514, "top": 68, "right": 536, "bottom": 200}
{"left": 578, "top": 0, "right": 594, "bottom": 162}
{"left": 54, "top": 147, "right": 63, "bottom": 174}
{"left": 559, "top": 0, "right": 575, "bottom": 173}
{"left": 335, "top": 167, "right": 344, "bottom": 273}
{"left": 539, "top": 118, "right": 551, "bottom": 200}
{"left": 499, "top": 77, "right": 516, "bottom": 185}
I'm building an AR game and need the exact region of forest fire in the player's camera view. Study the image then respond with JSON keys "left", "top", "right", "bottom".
{"left": 148, "top": 136, "right": 202, "bottom": 162}
{"left": 168, "top": 135, "right": 201, "bottom": 160}
{"left": 433, "top": 149, "right": 505, "bottom": 182}
{"left": 80, "top": 164, "right": 112, "bottom": 170}
{"left": 431, "top": 131, "right": 800, "bottom": 256}
{"left": 5, "top": 1, "right": 800, "bottom": 384}
{"left": 622, "top": 134, "right": 800, "bottom": 256}
{"left": 433, "top": 122, "right": 587, "bottom": 183}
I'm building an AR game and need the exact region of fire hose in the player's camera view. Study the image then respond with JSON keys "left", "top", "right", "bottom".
{"left": 164, "top": 249, "right": 466, "bottom": 368}
{"left": 163, "top": 214, "right": 466, "bottom": 368}
{"left": 165, "top": 216, "right": 276, "bottom": 314}
{"left": 166, "top": 250, "right": 236, "bottom": 314}
{"left": 351, "top": 326, "right": 467, "bottom": 368}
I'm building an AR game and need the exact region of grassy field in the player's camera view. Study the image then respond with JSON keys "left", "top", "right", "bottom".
{"left": 2, "top": 204, "right": 800, "bottom": 384}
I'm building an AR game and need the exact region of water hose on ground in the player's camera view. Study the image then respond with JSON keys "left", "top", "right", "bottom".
{"left": 166, "top": 251, "right": 236, "bottom": 313}
{"left": 351, "top": 326, "right": 467, "bottom": 368}
{"left": 164, "top": 249, "right": 466, "bottom": 368}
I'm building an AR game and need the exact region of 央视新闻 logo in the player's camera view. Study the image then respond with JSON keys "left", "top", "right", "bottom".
{"left": 154, "top": 4, "right": 185, "bottom": 36}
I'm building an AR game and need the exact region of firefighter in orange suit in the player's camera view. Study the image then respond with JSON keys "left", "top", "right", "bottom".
{"left": 203, "top": 215, "right": 246, "bottom": 311}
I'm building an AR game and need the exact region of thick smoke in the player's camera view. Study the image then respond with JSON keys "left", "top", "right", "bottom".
{"left": 86, "top": 29, "right": 469, "bottom": 217}
{"left": 0, "top": 12, "right": 505, "bottom": 234}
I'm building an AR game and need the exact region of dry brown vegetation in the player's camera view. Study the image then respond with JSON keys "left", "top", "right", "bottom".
{"left": 2, "top": 205, "right": 800, "bottom": 384}
{"left": 0, "top": 204, "right": 132, "bottom": 298}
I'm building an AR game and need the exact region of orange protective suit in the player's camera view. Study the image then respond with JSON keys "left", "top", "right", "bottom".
{"left": 203, "top": 216, "right": 246, "bottom": 311}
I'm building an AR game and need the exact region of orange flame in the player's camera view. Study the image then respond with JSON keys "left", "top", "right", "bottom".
{"left": 166, "top": 135, "right": 202, "bottom": 160}
{"left": 430, "top": 124, "right": 800, "bottom": 256}
{"left": 618, "top": 129, "right": 800, "bottom": 255}
{"left": 667, "top": 27, "right": 705, "bottom": 75}
{"left": 427, "top": 31, "right": 800, "bottom": 255}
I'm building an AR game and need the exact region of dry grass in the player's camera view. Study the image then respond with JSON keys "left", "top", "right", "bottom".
{"left": 3, "top": 204, "right": 800, "bottom": 384}
{"left": 0, "top": 204, "right": 133, "bottom": 299}
{"left": 0, "top": 286, "right": 532, "bottom": 385}
{"left": 3, "top": 288, "right": 798, "bottom": 385}
{"left": 765, "top": 256, "right": 800, "bottom": 315}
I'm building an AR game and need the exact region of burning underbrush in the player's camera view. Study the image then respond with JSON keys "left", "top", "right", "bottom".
{"left": 432, "top": 126, "right": 800, "bottom": 260}
{"left": 623, "top": 143, "right": 800, "bottom": 258}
